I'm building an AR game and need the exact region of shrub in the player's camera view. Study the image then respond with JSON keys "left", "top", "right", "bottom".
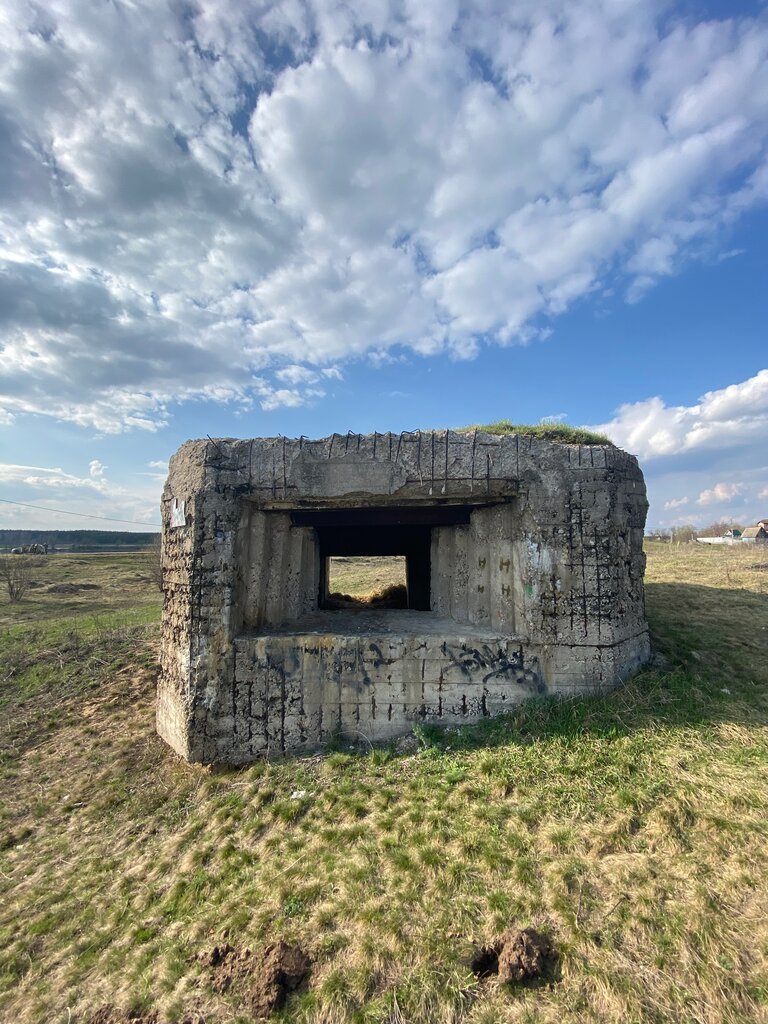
{"left": 0, "top": 555, "right": 32, "bottom": 603}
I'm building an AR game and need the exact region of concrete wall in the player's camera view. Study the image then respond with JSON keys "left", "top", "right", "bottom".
{"left": 241, "top": 512, "right": 318, "bottom": 629}
{"left": 227, "top": 629, "right": 543, "bottom": 762}
{"left": 157, "top": 431, "right": 651, "bottom": 763}
{"left": 431, "top": 505, "right": 517, "bottom": 632}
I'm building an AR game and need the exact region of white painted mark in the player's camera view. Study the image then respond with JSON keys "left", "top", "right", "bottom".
{"left": 171, "top": 498, "right": 186, "bottom": 528}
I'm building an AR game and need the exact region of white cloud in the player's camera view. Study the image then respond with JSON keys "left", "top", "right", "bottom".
{"left": 595, "top": 369, "right": 768, "bottom": 527}
{"left": 0, "top": 2, "right": 766, "bottom": 429}
{"left": 593, "top": 369, "right": 768, "bottom": 461}
{"left": 253, "top": 379, "right": 326, "bottom": 411}
{"left": 275, "top": 365, "right": 319, "bottom": 385}
{"left": 147, "top": 460, "right": 168, "bottom": 471}
{"left": 714, "top": 248, "right": 744, "bottom": 263}
{"left": 0, "top": 460, "right": 162, "bottom": 528}
{"left": 540, "top": 413, "right": 568, "bottom": 424}
{"left": 697, "top": 482, "right": 743, "bottom": 506}
{"left": 0, "top": 463, "right": 108, "bottom": 492}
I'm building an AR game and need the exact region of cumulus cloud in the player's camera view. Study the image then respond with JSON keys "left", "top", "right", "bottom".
{"left": 89, "top": 459, "right": 106, "bottom": 478}
{"left": 593, "top": 369, "right": 768, "bottom": 461}
{"left": 0, "top": 1, "right": 767, "bottom": 430}
{"left": 253, "top": 377, "right": 325, "bottom": 410}
{"left": 594, "top": 369, "right": 768, "bottom": 527}
{"left": 275, "top": 365, "right": 320, "bottom": 386}
{"left": 697, "top": 482, "right": 744, "bottom": 506}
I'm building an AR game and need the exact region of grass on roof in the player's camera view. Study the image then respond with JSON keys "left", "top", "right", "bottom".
{"left": 456, "top": 420, "right": 613, "bottom": 445}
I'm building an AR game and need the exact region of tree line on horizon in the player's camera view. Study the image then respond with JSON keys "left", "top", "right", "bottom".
{"left": 0, "top": 529, "right": 158, "bottom": 550}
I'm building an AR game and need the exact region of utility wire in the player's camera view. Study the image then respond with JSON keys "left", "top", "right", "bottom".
{"left": 0, "top": 497, "right": 160, "bottom": 528}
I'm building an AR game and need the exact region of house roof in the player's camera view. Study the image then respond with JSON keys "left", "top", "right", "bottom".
{"left": 742, "top": 526, "right": 767, "bottom": 538}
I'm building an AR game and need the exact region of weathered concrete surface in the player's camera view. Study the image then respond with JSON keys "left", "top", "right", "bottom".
{"left": 158, "top": 431, "right": 650, "bottom": 763}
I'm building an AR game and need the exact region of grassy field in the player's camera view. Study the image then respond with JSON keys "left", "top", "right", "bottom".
{"left": 327, "top": 556, "right": 407, "bottom": 599}
{"left": 1, "top": 543, "right": 767, "bottom": 1023}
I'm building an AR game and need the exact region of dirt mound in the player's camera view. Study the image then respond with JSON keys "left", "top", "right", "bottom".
{"left": 497, "top": 928, "right": 556, "bottom": 983}
{"left": 47, "top": 582, "right": 101, "bottom": 593}
{"left": 472, "top": 928, "right": 556, "bottom": 985}
{"left": 200, "top": 940, "right": 310, "bottom": 1019}
{"left": 88, "top": 1007, "right": 159, "bottom": 1024}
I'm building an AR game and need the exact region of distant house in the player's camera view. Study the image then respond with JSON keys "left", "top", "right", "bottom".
{"left": 741, "top": 524, "right": 768, "bottom": 543}
{"left": 697, "top": 527, "right": 743, "bottom": 546}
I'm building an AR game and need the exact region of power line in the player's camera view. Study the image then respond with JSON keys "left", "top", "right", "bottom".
{"left": 0, "top": 497, "right": 160, "bottom": 528}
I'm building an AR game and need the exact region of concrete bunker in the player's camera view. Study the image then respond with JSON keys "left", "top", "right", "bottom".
{"left": 158, "top": 430, "right": 650, "bottom": 764}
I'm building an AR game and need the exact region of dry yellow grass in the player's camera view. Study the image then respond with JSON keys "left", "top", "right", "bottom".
{"left": 327, "top": 556, "right": 406, "bottom": 600}
{"left": 0, "top": 543, "right": 767, "bottom": 1023}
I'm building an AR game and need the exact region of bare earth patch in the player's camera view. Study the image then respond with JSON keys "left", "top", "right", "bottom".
{"left": 200, "top": 941, "right": 311, "bottom": 1019}
{"left": 497, "top": 927, "right": 556, "bottom": 984}
{"left": 471, "top": 928, "right": 557, "bottom": 985}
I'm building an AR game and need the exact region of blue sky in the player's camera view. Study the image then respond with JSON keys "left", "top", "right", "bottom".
{"left": 0, "top": 0, "right": 767, "bottom": 532}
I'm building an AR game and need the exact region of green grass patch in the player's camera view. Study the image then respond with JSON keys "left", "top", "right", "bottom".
{"left": 0, "top": 544, "right": 767, "bottom": 1023}
{"left": 456, "top": 419, "right": 613, "bottom": 444}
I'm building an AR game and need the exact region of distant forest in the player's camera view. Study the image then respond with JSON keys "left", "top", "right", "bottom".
{"left": 0, "top": 529, "right": 158, "bottom": 551}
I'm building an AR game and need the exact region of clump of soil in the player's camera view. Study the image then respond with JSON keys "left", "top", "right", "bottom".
{"left": 199, "top": 940, "right": 310, "bottom": 1019}
{"left": 498, "top": 928, "right": 556, "bottom": 983}
{"left": 472, "top": 928, "right": 556, "bottom": 985}
{"left": 47, "top": 582, "right": 101, "bottom": 593}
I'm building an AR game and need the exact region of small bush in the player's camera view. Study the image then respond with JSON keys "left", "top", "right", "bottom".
{"left": 0, "top": 555, "right": 32, "bottom": 603}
